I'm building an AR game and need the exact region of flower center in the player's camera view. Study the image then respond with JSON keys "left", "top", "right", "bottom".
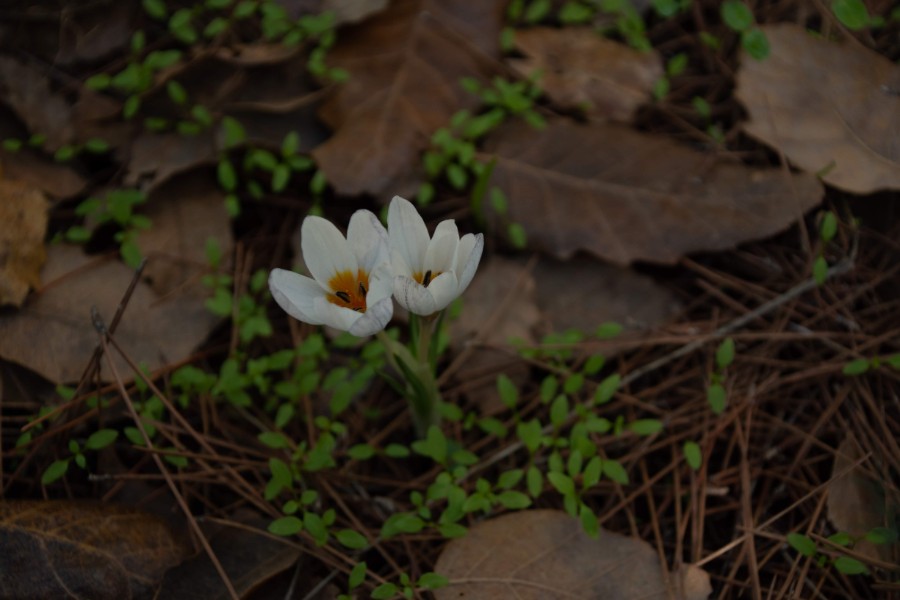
{"left": 413, "top": 269, "right": 441, "bottom": 287}
{"left": 327, "top": 269, "right": 369, "bottom": 312}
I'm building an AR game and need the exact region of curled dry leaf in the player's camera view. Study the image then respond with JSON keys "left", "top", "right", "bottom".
{"left": 510, "top": 27, "right": 662, "bottom": 122}
{"left": 449, "top": 257, "right": 540, "bottom": 412}
{"left": 434, "top": 510, "right": 711, "bottom": 599}
{"left": 0, "top": 500, "right": 188, "bottom": 600}
{"left": 483, "top": 118, "right": 823, "bottom": 264}
{"left": 827, "top": 434, "right": 900, "bottom": 565}
{"left": 312, "top": 0, "right": 505, "bottom": 195}
{"left": 0, "top": 244, "right": 219, "bottom": 383}
{"left": 736, "top": 24, "right": 900, "bottom": 194}
{"left": 0, "top": 177, "right": 48, "bottom": 307}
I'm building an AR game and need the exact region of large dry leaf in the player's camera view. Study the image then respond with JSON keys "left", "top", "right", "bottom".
{"left": 532, "top": 255, "right": 680, "bottom": 334}
{"left": 137, "top": 171, "right": 234, "bottom": 297}
{"left": 0, "top": 150, "right": 88, "bottom": 199}
{"left": 483, "top": 119, "right": 823, "bottom": 264}
{"left": 0, "top": 500, "right": 188, "bottom": 600}
{"left": 0, "top": 57, "right": 75, "bottom": 152}
{"left": 311, "top": 0, "right": 505, "bottom": 196}
{"left": 0, "top": 244, "right": 219, "bottom": 383}
{"left": 0, "top": 177, "right": 47, "bottom": 307}
{"left": 735, "top": 24, "right": 900, "bottom": 194}
{"left": 434, "top": 510, "right": 711, "bottom": 599}
{"left": 510, "top": 27, "right": 662, "bottom": 122}
{"left": 156, "top": 518, "right": 301, "bottom": 599}
{"left": 827, "top": 434, "right": 900, "bottom": 565}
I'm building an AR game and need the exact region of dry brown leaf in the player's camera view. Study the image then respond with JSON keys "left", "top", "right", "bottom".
{"left": 156, "top": 518, "right": 301, "bottom": 599}
{"left": 449, "top": 257, "right": 540, "bottom": 411}
{"left": 0, "top": 177, "right": 47, "bottom": 307}
{"left": 137, "top": 171, "right": 234, "bottom": 297}
{"left": 532, "top": 255, "right": 680, "bottom": 335}
{"left": 126, "top": 132, "right": 216, "bottom": 190}
{"left": 0, "top": 500, "right": 188, "bottom": 600}
{"left": 827, "top": 434, "right": 899, "bottom": 565}
{"left": 311, "top": 0, "right": 505, "bottom": 195}
{"left": 0, "top": 150, "right": 88, "bottom": 199}
{"left": 510, "top": 27, "right": 662, "bottom": 122}
{"left": 0, "top": 244, "right": 219, "bottom": 383}
{"left": 483, "top": 118, "right": 823, "bottom": 264}
{"left": 55, "top": 1, "right": 134, "bottom": 65}
{"left": 434, "top": 510, "right": 711, "bottom": 599}
{"left": 0, "top": 57, "right": 75, "bottom": 152}
{"left": 321, "top": 0, "right": 390, "bottom": 24}
{"left": 736, "top": 24, "right": 900, "bottom": 194}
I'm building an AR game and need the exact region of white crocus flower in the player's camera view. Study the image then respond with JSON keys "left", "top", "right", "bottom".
{"left": 388, "top": 195, "right": 484, "bottom": 316}
{"left": 269, "top": 210, "right": 393, "bottom": 336}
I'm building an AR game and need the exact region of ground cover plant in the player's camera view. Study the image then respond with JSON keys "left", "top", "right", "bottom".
{"left": 0, "top": 0, "right": 899, "bottom": 598}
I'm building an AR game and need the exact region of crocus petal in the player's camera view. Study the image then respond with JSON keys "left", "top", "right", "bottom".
{"left": 310, "top": 296, "right": 361, "bottom": 332}
{"left": 394, "top": 275, "right": 436, "bottom": 315}
{"left": 388, "top": 196, "right": 429, "bottom": 274}
{"left": 347, "top": 210, "right": 389, "bottom": 273}
{"left": 301, "top": 216, "right": 357, "bottom": 289}
{"left": 349, "top": 296, "right": 393, "bottom": 336}
{"left": 268, "top": 268, "right": 326, "bottom": 325}
{"left": 424, "top": 271, "right": 460, "bottom": 313}
{"left": 367, "top": 263, "right": 395, "bottom": 304}
{"left": 424, "top": 229, "right": 459, "bottom": 275}
{"left": 455, "top": 233, "right": 483, "bottom": 296}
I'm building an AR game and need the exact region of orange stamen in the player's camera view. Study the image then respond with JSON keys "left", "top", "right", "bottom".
{"left": 327, "top": 269, "right": 369, "bottom": 312}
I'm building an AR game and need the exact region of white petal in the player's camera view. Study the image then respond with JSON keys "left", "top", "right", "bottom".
{"left": 269, "top": 268, "right": 326, "bottom": 325}
{"left": 390, "top": 248, "right": 414, "bottom": 279}
{"left": 455, "top": 233, "right": 483, "bottom": 296}
{"left": 433, "top": 219, "right": 459, "bottom": 241}
{"left": 349, "top": 297, "right": 393, "bottom": 336}
{"left": 426, "top": 271, "right": 460, "bottom": 313}
{"left": 311, "top": 296, "right": 360, "bottom": 332}
{"left": 367, "top": 263, "right": 395, "bottom": 304}
{"left": 301, "top": 216, "right": 357, "bottom": 289}
{"left": 424, "top": 230, "right": 459, "bottom": 275}
{"left": 347, "top": 210, "right": 389, "bottom": 273}
{"left": 388, "top": 196, "right": 429, "bottom": 274}
{"left": 393, "top": 275, "right": 436, "bottom": 316}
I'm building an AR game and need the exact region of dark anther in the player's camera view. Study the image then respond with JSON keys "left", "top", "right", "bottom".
{"left": 423, "top": 270, "right": 433, "bottom": 286}
{"left": 358, "top": 282, "right": 367, "bottom": 296}
{"left": 335, "top": 291, "right": 351, "bottom": 303}
{"left": 353, "top": 307, "right": 364, "bottom": 312}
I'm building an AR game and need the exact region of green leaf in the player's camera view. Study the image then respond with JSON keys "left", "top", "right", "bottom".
{"left": 526, "top": 465, "right": 543, "bottom": 498}
{"left": 281, "top": 131, "right": 300, "bottom": 156}
{"left": 865, "top": 526, "right": 898, "bottom": 545}
{"left": 741, "top": 28, "right": 770, "bottom": 60}
{"left": 559, "top": 2, "right": 594, "bottom": 24}
{"left": 813, "top": 255, "right": 828, "bottom": 286}
{"left": 497, "top": 469, "right": 523, "bottom": 490}
{"left": 827, "top": 531, "right": 853, "bottom": 546}
{"left": 580, "top": 503, "right": 599, "bottom": 538}
{"left": 268, "top": 516, "right": 303, "bottom": 536}
{"left": 683, "top": 441, "right": 702, "bottom": 470}
{"left": 220, "top": 116, "right": 246, "bottom": 148}
{"left": 602, "top": 459, "right": 629, "bottom": 484}
{"left": 217, "top": 159, "right": 237, "bottom": 191}
{"left": 411, "top": 425, "right": 448, "bottom": 464}
{"left": 41, "top": 459, "right": 70, "bottom": 485}
{"left": 120, "top": 237, "right": 143, "bottom": 269}
{"left": 540, "top": 375, "right": 558, "bottom": 403}
{"left": 166, "top": 80, "right": 188, "bottom": 105}
{"left": 842, "top": 358, "right": 870, "bottom": 376}
{"left": 371, "top": 583, "right": 398, "bottom": 599}
{"left": 564, "top": 373, "right": 584, "bottom": 394}
{"left": 582, "top": 355, "right": 605, "bottom": 376}
{"left": 831, "top": 0, "right": 870, "bottom": 30}
{"left": 271, "top": 164, "right": 291, "bottom": 192}
{"left": 258, "top": 431, "right": 290, "bottom": 449}
{"left": 85, "top": 429, "right": 119, "bottom": 450}
{"left": 347, "top": 444, "right": 375, "bottom": 460}
{"left": 628, "top": 419, "right": 664, "bottom": 436}
{"left": 833, "top": 555, "right": 869, "bottom": 575}
{"left": 385, "top": 443, "right": 410, "bottom": 458}
{"left": 507, "top": 222, "right": 527, "bottom": 249}
{"left": 381, "top": 512, "right": 425, "bottom": 538}
{"left": 787, "top": 532, "right": 817, "bottom": 557}
{"left": 582, "top": 456, "right": 602, "bottom": 488}
{"left": 721, "top": 0, "right": 753, "bottom": 31}
{"left": 716, "top": 337, "right": 735, "bottom": 369}
{"left": 123, "top": 95, "right": 141, "bottom": 119}
{"left": 517, "top": 419, "right": 543, "bottom": 453}
{"left": 496, "top": 490, "right": 532, "bottom": 509}
{"left": 336, "top": 528, "right": 369, "bottom": 549}
{"left": 547, "top": 471, "right": 576, "bottom": 497}
{"left": 85, "top": 73, "right": 112, "bottom": 90}
{"left": 84, "top": 138, "right": 110, "bottom": 153}
{"left": 595, "top": 373, "right": 620, "bottom": 405}
{"left": 707, "top": 383, "right": 727, "bottom": 414}
{"left": 496, "top": 374, "right": 518, "bottom": 409}
{"left": 143, "top": 0, "right": 167, "bottom": 19}
{"left": 348, "top": 561, "right": 367, "bottom": 589}
{"left": 66, "top": 226, "right": 92, "bottom": 243}
{"left": 524, "top": 0, "right": 552, "bottom": 23}
{"left": 417, "top": 572, "right": 449, "bottom": 590}
{"left": 820, "top": 211, "right": 838, "bottom": 242}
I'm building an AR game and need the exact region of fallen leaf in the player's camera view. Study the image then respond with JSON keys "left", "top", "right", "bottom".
{"left": 449, "top": 257, "right": 540, "bottom": 412}
{"left": 55, "top": 1, "right": 134, "bottom": 65}
{"left": 735, "top": 24, "right": 900, "bottom": 194}
{"left": 126, "top": 132, "right": 216, "bottom": 190}
{"left": 510, "top": 27, "right": 663, "bottom": 122}
{"left": 322, "top": 0, "right": 390, "bottom": 24}
{"left": 312, "top": 0, "right": 505, "bottom": 195}
{"left": 827, "top": 434, "right": 900, "bottom": 565}
{"left": 0, "top": 177, "right": 48, "bottom": 307}
{"left": 0, "top": 57, "right": 75, "bottom": 152}
{"left": 434, "top": 510, "right": 711, "bottom": 599}
{"left": 0, "top": 500, "right": 188, "bottom": 600}
{"left": 532, "top": 255, "right": 680, "bottom": 335}
{"left": 0, "top": 244, "right": 220, "bottom": 383}
{"left": 137, "top": 171, "right": 234, "bottom": 297}
{"left": 483, "top": 118, "right": 823, "bottom": 264}
{"left": 156, "top": 518, "right": 301, "bottom": 599}
{"left": 0, "top": 150, "right": 88, "bottom": 199}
